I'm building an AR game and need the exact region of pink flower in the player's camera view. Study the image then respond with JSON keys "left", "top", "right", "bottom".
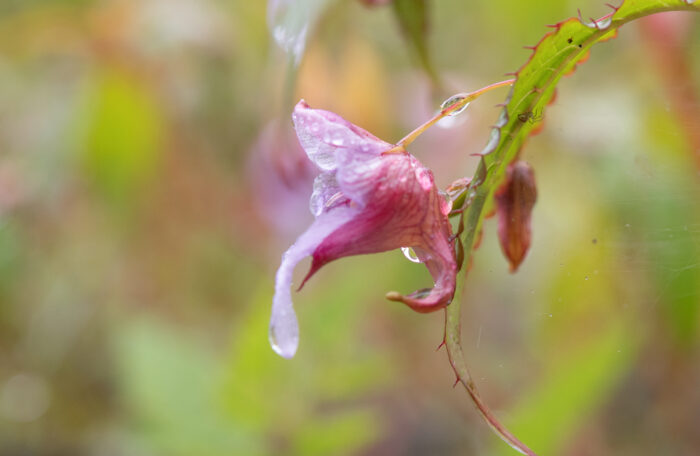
{"left": 270, "top": 100, "right": 458, "bottom": 358}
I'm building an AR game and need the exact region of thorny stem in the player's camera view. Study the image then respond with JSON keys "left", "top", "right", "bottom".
{"left": 444, "top": 181, "right": 537, "bottom": 456}
{"left": 396, "top": 79, "right": 515, "bottom": 148}
{"left": 441, "top": 3, "right": 699, "bottom": 455}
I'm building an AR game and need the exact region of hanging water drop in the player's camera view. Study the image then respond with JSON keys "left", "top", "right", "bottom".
{"left": 401, "top": 247, "right": 422, "bottom": 263}
{"left": 269, "top": 322, "right": 297, "bottom": 358}
{"left": 440, "top": 95, "right": 470, "bottom": 116}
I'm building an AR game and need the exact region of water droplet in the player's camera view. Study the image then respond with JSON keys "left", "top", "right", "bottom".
{"left": 440, "top": 94, "right": 469, "bottom": 116}
{"left": 597, "top": 17, "right": 612, "bottom": 29}
{"left": 268, "top": 323, "right": 297, "bottom": 358}
{"left": 268, "top": 326, "right": 284, "bottom": 355}
{"left": 401, "top": 247, "right": 421, "bottom": 263}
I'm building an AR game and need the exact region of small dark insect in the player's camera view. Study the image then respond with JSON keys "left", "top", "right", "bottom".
{"left": 517, "top": 108, "right": 543, "bottom": 124}
{"left": 578, "top": 44, "right": 583, "bottom": 48}
{"left": 567, "top": 38, "right": 573, "bottom": 43}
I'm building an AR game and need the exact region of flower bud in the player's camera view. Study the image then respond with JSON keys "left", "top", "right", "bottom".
{"left": 494, "top": 161, "right": 537, "bottom": 272}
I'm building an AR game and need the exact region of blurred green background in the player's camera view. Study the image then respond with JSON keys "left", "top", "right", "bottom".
{"left": 0, "top": 0, "right": 699, "bottom": 455}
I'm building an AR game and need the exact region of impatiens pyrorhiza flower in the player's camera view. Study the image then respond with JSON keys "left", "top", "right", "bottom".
{"left": 270, "top": 100, "right": 458, "bottom": 358}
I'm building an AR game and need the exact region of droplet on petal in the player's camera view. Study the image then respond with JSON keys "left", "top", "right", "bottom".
{"left": 401, "top": 247, "right": 422, "bottom": 263}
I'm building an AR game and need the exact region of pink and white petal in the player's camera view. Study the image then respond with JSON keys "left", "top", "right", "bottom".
{"left": 270, "top": 205, "right": 359, "bottom": 358}
{"left": 309, "top": 172, "right": 347, "bottom": 216}
{"left": 334, "top": 153, "right": 387, "bottom": 207}
{"left": 292, "top": 100, "right": 391, "bottom": 172}
{"left": 388, "top": 243, "right": 456, "bottom": 312}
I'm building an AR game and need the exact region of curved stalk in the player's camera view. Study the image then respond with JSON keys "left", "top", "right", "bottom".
{"left": 442, "top": 2, "right": 699, "bottom": 455}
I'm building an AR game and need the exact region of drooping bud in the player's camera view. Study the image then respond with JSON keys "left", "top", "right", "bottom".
{"left": 494, "top": 161, "right": 537, "bottom": 272}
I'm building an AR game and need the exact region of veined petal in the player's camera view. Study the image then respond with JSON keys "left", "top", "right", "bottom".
{"left": 292, "top": 100, "right": 391, "bottom": 172}
{"left": 272, "top": 100, "right": 458, "bottom": 358}
{"left": 302, "top": 154, "right": 457, "bottom": 312}
{"left": 271, "top": 205, "right": 358, "bottom": 358}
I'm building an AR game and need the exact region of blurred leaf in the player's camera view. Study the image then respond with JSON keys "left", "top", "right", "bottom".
{"left": 392, "top": 0, "right": 438, "bottom": 84}
{"left": 79, "top": 68, "right": 163, "bottom": 206}
{"left": 644, "top": 188, "right": 700, "bottom": 346}
{"left": 292, "top": 409, "right": 381, "bottom": 456}
{"left": 497, "top": 319, "right": 638, "bottom": 455}
{"left": 113, "top": 318, "right": 262, "bottom": 456}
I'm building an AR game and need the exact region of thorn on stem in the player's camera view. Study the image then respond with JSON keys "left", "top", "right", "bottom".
{"left": 453, "top": 377, "right": 461, "bottom": 388}
{"left": 436, "top": 340, "right": 446, "bottom": 351}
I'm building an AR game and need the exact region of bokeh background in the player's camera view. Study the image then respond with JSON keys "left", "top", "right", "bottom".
{"left": 0, "top": 0, "right": 699, "bottom": 455}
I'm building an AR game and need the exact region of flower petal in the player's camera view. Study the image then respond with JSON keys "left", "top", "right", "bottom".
{"left": 271, "top": 205, "right": 358, "bottom": 358}
{"left": 292, "top": 100, "right": 391, "bottom": 172}
{"left": 301, "top": 154, "right": 457, "bottom": 311}
{"left": 385, "top": 243, "right": 456, "bottom": 312}
{"left": 309, "top": 172, "right": 347, "bottom": 216}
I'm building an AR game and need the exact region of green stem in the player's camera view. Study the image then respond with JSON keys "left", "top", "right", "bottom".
{"left": 444, "top": 2, "right": 699, "bottom": 455}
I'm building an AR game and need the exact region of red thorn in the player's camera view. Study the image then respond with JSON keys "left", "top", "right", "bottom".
{"left": 436, "top": 340, "right": 446, "bottom": 351}
{"left": 494, "top": 102, "right": 507, "bottom": 108}
{"left": 504, "top": 71, "right": 517, "bottom": 77}
{"left": 545, "top": 23, "right": 559, "bottom": 29}
{"left": 523, "top": 45, "right": 536, "bottom": 50}
{"left": 605, "top": 3, "right": 619, "bottom": 11}
{"left": 470, "top": 152, "right": 485, "bottom": 157}
{"left": 577, "top": 9, "right": 587, "bottom": 24}
{"left": 453, "top": 377, "right": 460, "bottom": 388}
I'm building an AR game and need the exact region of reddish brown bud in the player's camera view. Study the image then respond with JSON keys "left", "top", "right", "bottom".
{"left": 495, "top": 161, "right": 537, "bottom": 272}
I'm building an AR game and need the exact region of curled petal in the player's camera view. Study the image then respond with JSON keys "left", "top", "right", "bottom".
{"left": 385, "top": 243, "right": 456, "bottom": 312}
{"left": 271, "top": 206, "right": 358, "bottom": 358}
